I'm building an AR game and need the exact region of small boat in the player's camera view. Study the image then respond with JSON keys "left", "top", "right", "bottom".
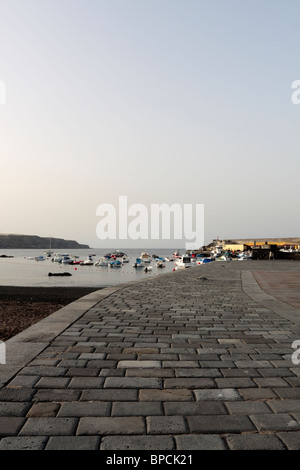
{"left": 141, "top": 252, "right": 151, "bottom": 263}
{"left": 94, "top": 257, "right": 109, "bottom": 266}
{"left": 48, "top": 272, "right": 72, "bottom": 277}
{"left": 215, "top": 255, "right": 231, "bottom": 262}
{"left": 80, "top": 256, "right": 94, "bottom": 265}
{"left": 60, "top": 256, "right": 74, "bottom": 264}
{"left": 172, "top": 250, "right": 181, "bottom": 259}
{"left": 122, "top": 256, "right": 130, "bottom": 263}
{"left": 112, "top": 250, "right": 128, "bottom": 258}
{"left": 198, "top": 258, "right": 213, "bottom": 264}
{"left": 44, "top": 250, "right": 54, "bottom": 257}
{"left": 108, "top": 259, "right": 123, "bottom": 268}
{"left": 35, "top": 256, "right": 46, "bottom": 262}
{"left": 175, "top": 255, "right": 192, "bottom": 269}
{"left": 144, "top": 266, "right": 153, "bottom": 272}
{"left": 52, "top": 253, "right": 70, "bottom": 263}
{"left": 156, "top": 261, "right": 165, "bottom": 268}
{"left": 133, "top": 258, "right": 145, "bottom": 268}
{"left": 237, "top": 252, "right": 252, "bottom": 261}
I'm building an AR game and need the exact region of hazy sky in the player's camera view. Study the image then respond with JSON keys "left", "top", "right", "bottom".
{"left": 0, "top": 0, "right": 299, "bottom": 248}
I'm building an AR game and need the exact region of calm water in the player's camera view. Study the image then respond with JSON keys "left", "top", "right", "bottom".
{"left": 0, "top": 248, "right": 184, "bottom": 288}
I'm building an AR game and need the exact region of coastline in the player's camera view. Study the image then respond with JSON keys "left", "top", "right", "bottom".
{"left": 0, "top": 286, "right": 100, "bottom": 341}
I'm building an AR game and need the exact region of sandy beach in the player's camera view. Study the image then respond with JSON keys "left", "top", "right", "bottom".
{"left": 0, "top": 286, "right": 99, "bottom": 341}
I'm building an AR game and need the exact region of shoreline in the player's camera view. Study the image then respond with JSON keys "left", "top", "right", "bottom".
{"left": 0, "top": 286, "right": 102, "bottom": 342}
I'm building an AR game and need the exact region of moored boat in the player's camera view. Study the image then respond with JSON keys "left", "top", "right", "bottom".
{"left": 197, "top": 258, "right": 213, "bottom": 264}
{"left": 175, "top": 255, "right": 192, "bottom": 269}
{"left": 52, "top": 253, "right": 70, "bottom": 263}
{"left": 108, "top": 259, "right": 123, "bottom": 268}
{"left": 156, "top": 261, "right": 165, "bottom": 268}
{"left": 80, "top": 256, "right": 94, "bottom": 265}
{"left": 35, "top": 255, "right": 46, "bottom": 262}
{"left": 133, "top": 258, "right": 145, "bottom": 268}
{"left": 112, "top": 250, "right": 128, "bottom": 258}
{"left": 94, "top": 257, "right": 109, "bottom": 266}
{"left": 141, "top": 252, "right": 151, "bottom": 263}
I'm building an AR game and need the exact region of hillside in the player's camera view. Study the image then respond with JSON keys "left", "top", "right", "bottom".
{"left": 0, "top": 234, "right": 90, "bottom": 249}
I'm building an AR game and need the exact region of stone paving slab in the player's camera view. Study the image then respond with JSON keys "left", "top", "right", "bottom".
{"left": 1, "top": 260, "right": 300, "bottom": 450}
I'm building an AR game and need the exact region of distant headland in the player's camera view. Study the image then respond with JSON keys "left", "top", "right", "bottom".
{"left": 0, "top": 234, "right": 90, "bottom": 249}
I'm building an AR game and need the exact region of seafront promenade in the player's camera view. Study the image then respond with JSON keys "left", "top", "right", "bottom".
{"left": 1, "top": 260, "right": 300, "bottom": 450}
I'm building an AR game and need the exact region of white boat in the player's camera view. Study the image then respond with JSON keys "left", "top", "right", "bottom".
{"left": 35, "top": 256, "right": 46, "bottom": 262}
{"left": 175, "top": 255, "right": 192, "bottom": 269}
{"left": 172, "top": 250, "right": 181, "bottom": 259}
{"left": 52, "top": 253, "right": 70, "bottom": 263}
{"left": 60, "top": 256, "right": 75, "bottom": 264}
{"left": 94, "top": 257, "right": 109, "bottom": 266}
{"left": 215, "top": 255, "right": 231, "bottom": 262}
{"left": 81, "top": 256, "right": 94, "bottom": 265}
{"left": 141, "top": 252, "right": 151, "bottom": 263}
{"left": 122, "top": 256, "right": 130, "bottom": 263}
{"left": 237, "top": 252, "right": 252, "bottom": 261}
{"left": 108, "top": 259, "right": 123, "bottom": 268}
{"left": 44, "top": 250, "right": 54, "bottom": 257}
{"left": 279, "top": 248, "right": 296, "bottom": 253}
{"left": 156, "top": 261, "right": 165, "bottom": 268}
{"left": 133, "top": 258, "right": 145, "bottom": 268}
{"left": 44, "top": 237, "right": 53, "bottom": 256}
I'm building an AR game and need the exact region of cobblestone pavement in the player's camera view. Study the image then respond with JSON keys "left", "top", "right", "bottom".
{"left": 1, "top": 260, "right": 300, "bottom": 450}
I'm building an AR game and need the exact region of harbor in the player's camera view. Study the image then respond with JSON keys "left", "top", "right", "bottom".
{"left": 1, "top": 0, "right": 300, "bottom": 456}
{"left": 0, "top": 259, "right": 300, "bottom": 450}
{"left": 2, "top": 237, "right": 300, "bottom": 289}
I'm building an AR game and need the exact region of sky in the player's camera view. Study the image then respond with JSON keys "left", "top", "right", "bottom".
{"left": 0, "top": 0, "right": 299, "bottom": 249}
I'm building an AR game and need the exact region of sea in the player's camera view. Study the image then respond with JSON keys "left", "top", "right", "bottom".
{"left": 0, "top": 248, "right": 184, "bottom": 288}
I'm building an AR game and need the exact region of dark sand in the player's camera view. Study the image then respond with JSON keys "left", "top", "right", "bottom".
{"left": 0, "top": 286, "right": 101, "bottom": 341}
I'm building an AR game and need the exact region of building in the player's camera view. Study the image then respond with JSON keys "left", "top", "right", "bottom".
{"left": 213, "top": 238, "right": 300, "bottom": 251}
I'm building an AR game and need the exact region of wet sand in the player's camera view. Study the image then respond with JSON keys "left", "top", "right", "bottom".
{"left": 0, "top": 286, "right": 100, "bottom": 341}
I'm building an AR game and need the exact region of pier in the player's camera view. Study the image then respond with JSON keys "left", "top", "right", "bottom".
{"left": 1, "top": 260, "right": 300, "bottom": 450}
